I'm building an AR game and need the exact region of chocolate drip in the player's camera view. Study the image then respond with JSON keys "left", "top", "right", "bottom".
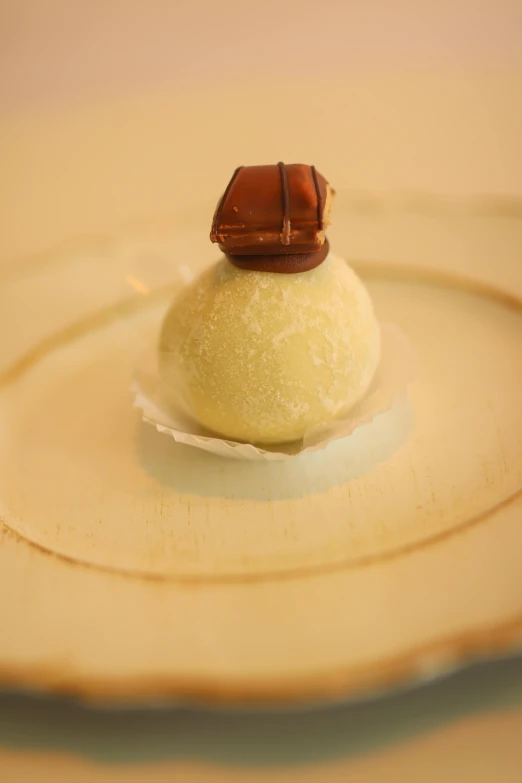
{"left": 278, "top": 161, "right": 291, "bottom": 245}
{"left": 311, "top": 165, "right": 324, "bottom": 231}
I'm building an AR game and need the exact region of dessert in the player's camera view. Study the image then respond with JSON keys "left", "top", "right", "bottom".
{"left": 159, "top": 164, "right": 380, "bottom": 445}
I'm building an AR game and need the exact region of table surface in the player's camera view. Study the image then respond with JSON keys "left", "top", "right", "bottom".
{"left": 2, "top": 2, "right": 522, "bottom": 779}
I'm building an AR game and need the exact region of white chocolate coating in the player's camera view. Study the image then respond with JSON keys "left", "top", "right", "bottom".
{"left": 159, "top": 253, "right": 380, "bottom": 444}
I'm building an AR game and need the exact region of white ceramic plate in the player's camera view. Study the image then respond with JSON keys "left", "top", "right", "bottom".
{"left": 0, "top": 194, "right": 521, "bottom": 706}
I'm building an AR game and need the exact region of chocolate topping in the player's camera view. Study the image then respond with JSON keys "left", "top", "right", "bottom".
{"left": 278, "top": 161, "right": 291, "bottom": 245}
{"left": 311, "top": 165, "right": 324, "bottom": 231}
{"left": 210, "top": 164, "right": 333, "bottom": 258}
{"left": 226, "top": 240, "right": 330, "bottom": 274}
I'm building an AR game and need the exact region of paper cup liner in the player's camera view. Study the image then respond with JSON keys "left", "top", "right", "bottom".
{"left": 131, "top": 322, "right": 415, "bottom": 461}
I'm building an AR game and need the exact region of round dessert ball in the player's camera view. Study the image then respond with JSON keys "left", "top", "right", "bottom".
{"left": 159, "top": 253, "right": 380, "bottom": 444}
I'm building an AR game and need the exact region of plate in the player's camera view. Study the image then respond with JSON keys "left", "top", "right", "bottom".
{"left": 1, "top": 194, "right": 522, "bottom": 706}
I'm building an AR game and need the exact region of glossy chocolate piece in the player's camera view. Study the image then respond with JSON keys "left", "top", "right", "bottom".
{"left": 226, "top": 240, "right": 330, "bottom": 274}
{"left": 210, "top": 164, "right": 332, "bottom": 255}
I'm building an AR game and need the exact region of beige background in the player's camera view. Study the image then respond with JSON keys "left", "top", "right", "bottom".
{"left": 2, "top": 0, "right": 522, "bottom": 112}
{"left": 1, "top": 1, "right": 522, "bottom": 780}
{"left": 2, "top": 0, "right": 522, "bottom": 265}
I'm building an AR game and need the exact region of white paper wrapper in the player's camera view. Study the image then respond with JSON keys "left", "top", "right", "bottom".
{"left": 132, "top": 322, "right": 415, "bottom": 461}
